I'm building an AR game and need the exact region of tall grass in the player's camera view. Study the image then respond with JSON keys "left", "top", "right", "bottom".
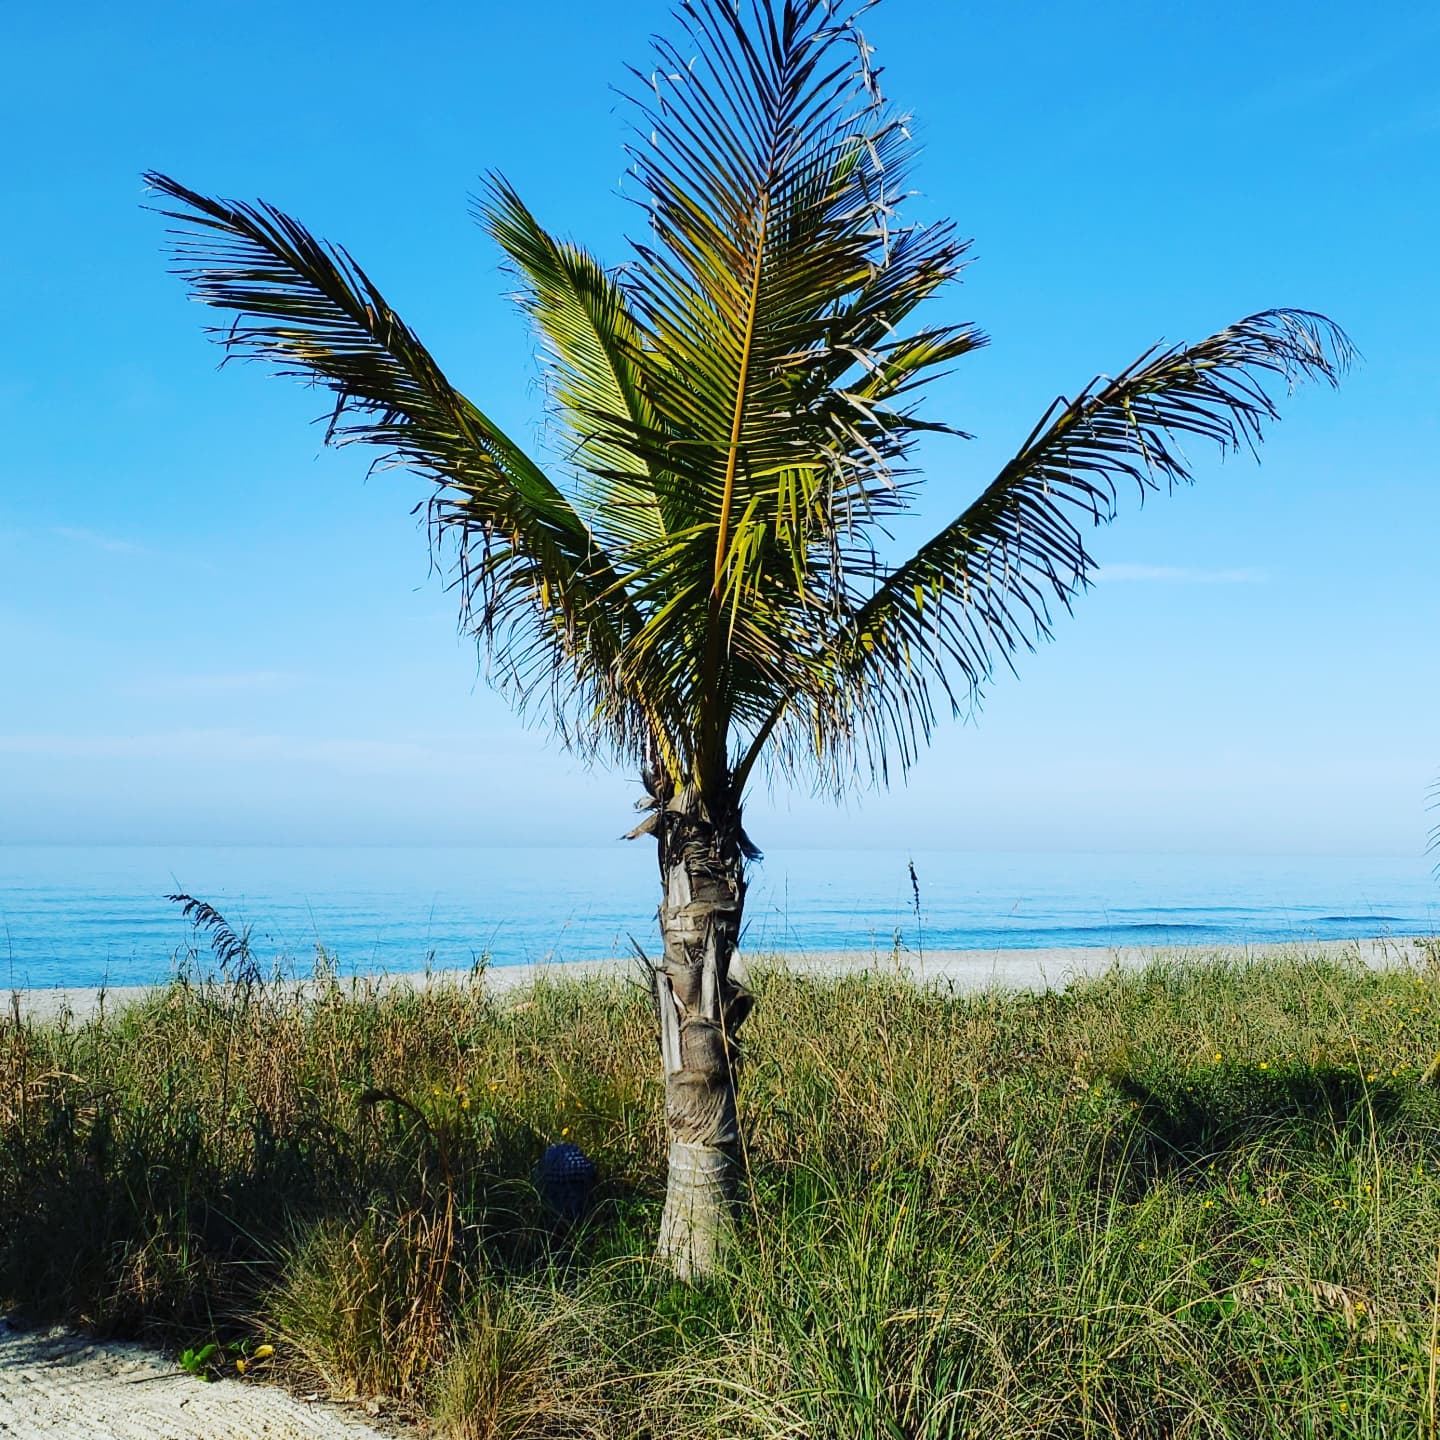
{"left": 3, "top": 944, "right": 1439, "bottom": 1437}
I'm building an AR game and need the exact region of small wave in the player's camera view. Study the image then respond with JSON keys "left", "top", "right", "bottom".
{"left": 1315, "top": 914, "right": 1410, "bottom": 924}
{"left": 1106, "top": 906, "right": 1260, "bottom": 917}
{"left": 1043, "top": 922, "right": 1217, "bottom": 935}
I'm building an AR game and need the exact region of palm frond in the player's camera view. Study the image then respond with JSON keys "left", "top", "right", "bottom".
{"left": 611, "top": 0, "right": 982, "bottom": 784}
{"left": 742, "top": 309, "right": 1355, "bottom": 790}
{"left": 476, "top": 178, "right": 674, "bottom": 551}
{"left": 143, "top": 171, "right": 654, "bottom": 759}
{"left": 1428, "top": 774, "right": 1439, "bottom": 877}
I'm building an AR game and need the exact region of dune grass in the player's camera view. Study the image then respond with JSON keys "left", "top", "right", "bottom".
{"left": 3, "top": 944, "right": 1440, "bottom": 1437}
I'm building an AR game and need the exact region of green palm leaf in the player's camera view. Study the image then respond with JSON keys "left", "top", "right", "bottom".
{"left": 1428, "top": 774, "right": 1439, "bottom": 875}
{"left": 740, "top": 310, "right": 1354, "bottom": 789}
{"left": 477, "top": 177, "right": 671, "bottom": 550}
{"left": 143, "top": 170, "right": 658, "bottom": 759}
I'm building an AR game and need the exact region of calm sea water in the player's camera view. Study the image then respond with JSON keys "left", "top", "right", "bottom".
{"left": 0, "top": 846, "right": 1435, "bottom": 990}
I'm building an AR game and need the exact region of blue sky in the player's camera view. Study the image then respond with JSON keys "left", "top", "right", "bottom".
{"left": 1, "top": 0, "right": 1436, "bottom": 855}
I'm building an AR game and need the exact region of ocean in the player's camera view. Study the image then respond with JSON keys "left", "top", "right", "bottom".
{"left": 1, "top": 845, "right": 1436, "bottom": 990}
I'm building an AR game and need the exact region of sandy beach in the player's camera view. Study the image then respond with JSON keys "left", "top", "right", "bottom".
{"left": 10, "top": 936, "right": 1428, "bottom": 1024}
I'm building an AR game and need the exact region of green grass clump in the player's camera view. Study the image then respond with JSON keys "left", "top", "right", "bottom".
{"left": 3, "top": 944, "right": 1440, "bottom": 1437}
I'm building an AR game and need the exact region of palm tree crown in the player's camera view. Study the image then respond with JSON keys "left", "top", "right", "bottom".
{"left": 146, "top": 0, "right": 1351, "bottom": 816}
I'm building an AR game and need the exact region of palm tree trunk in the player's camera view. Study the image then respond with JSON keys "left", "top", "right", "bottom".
{"left": 644, "top": 776, "right": 753, "bottom": 1280}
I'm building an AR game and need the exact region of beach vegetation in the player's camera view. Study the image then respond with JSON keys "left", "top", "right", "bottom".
{"left": 2, "top": 948, "right": 1439, "bottom": 1435}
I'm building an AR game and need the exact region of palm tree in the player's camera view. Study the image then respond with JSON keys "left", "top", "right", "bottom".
{"left": 146, "top": 0, "right": 1350, "bottom": 1277}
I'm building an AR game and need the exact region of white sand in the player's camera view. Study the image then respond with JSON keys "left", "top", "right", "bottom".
{"left": 9, "top": 936, "right": 1427, "bottom": 1024}
{"left": 0, "top": 1322, "right": 391, "bottom": 1440}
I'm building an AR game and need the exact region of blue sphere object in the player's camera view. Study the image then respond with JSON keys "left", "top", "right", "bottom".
{"left": 532, "top": 1141, "right": 597, "bottom": 1223}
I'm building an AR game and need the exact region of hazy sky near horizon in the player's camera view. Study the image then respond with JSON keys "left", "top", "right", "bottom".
{"left": 1, "top": 0, "right": 1437, "bottom": 857}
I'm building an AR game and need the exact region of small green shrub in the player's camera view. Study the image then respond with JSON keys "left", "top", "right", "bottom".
{"left": 428, "top": 1285, "right": 613, "bottom": 1440}
{"left": 267, "top": 1202, "right": 458, "bottom": 1401}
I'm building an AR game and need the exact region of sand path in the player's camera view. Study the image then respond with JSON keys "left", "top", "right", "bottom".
{"left": 0, "top": 1322, "right": 391, "bottom": 1440}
